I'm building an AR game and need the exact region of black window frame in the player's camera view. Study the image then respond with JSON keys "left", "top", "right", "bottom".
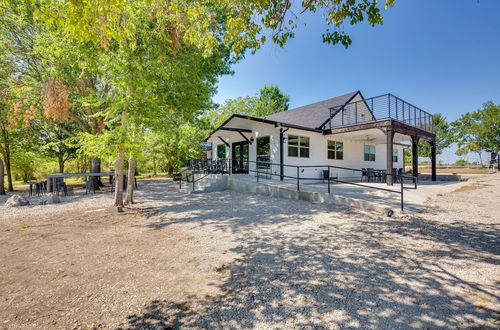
{"left": 393, "top": 148, "right": 398, "bottom": 163}
{"left": 327, "top": 140, "right": 344, "bottom": 160}
{"left": 256, "top": 136, "right": 271, "bottom": 169}
{"left": 217, "top": 144, "right": 226, "bottom": 159}
{"left": 363, "top": 145, "right": 376, "bottom": 162}
{"left": 288, "top": 135, "right": 310, "bottom": 158}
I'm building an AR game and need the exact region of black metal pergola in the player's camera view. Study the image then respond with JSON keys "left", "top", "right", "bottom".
{"left": 322, "top": 94, "right": 437, "bottom": 185}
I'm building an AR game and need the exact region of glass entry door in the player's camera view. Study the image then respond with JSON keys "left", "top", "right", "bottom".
{"left": 232, "top": 141, "right": 249, "bottom": 173}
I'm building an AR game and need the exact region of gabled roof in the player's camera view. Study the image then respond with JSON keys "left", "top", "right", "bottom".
{"left": 265, "top": 91, "right": 360, "bottom": 129}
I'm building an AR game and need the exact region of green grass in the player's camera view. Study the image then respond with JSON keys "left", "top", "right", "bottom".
{"left": 418, "top": 168, "right": 492, "bottom": 174}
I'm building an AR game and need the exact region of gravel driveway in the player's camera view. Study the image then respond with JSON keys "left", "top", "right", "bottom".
{"left": 0, "top": 174, "right": 499, "bottom": 329}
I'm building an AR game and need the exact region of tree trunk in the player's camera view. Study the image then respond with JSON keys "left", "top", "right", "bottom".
{"left": 152, "top": 156, "right": 157, "bottom": 176}
{"left": 491, "top": 151, "right": 499, "bottom": 167}
{"left": 89, "top": 156, "right": 101, "bottom": 189}
{"left": 58, "top": 153, "right": 65, "bottom": 173}
{"left": 114, "top": 148, "right": 125, "bottom": 208}
{"left": 4, "top": 152, "right": 13, "bottom": 191}
{"left": 125, "top": 157, "right": 136, "bottom": 205}
{"left": 0, "top": 130, "right": 13, "bottom": 191}
{"left": 0, "top": 157, "right": 5, "bottom": 195}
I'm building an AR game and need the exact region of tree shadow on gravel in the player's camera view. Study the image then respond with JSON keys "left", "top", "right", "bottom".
{"left": 123, "top": 179, "right": 499, "bottom": 329}
{"left": 117, "top": 300, "right": 195, "bottom": 330}
{"left": 133, "top": 178, "right": 354, "bottom": 233}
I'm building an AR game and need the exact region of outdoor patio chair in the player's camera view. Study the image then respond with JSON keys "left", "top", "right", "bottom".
{"left": 55, "top": 178, "right": 68, "bottom": 196}
{"left": 366, "top": 168, "right": 375, "bottom": 182}
{"left": 28, "top": 182, "right": 35, "bottom": 197}
{"left": 361, "top": 168, "right": 368, "bottom": 182}
{"left": 86, "top": 179, "right": 95, "bottom": 194}
{"left": 391, "top": 168, "right": 398, "bottom": 183}
{"left": 396, "top": 168, "right": 403, "bottom": 183}
{"left": 322, "top": 170, "right": 339, "bottom": 183}
{"left": 35, "top": 182, "right": 43, "bottom": 196}
{"left": 377, "top": 170, "right": 387, "bottom": 183}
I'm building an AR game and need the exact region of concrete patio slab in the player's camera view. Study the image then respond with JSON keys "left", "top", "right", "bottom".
{"left": 226, "top": 174, "right": 473, "bottom": 214}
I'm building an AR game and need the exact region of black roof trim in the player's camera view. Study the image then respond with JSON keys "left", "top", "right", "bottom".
{"left": 205, "top": 113, "right": 323, "bottom": 141}
{"left": 317, "top": 91, "right": 361, "bottom": 130}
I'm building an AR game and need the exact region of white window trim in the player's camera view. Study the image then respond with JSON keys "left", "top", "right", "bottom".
{"left": 393, "top": 148, "right": 399, "bottom": 163}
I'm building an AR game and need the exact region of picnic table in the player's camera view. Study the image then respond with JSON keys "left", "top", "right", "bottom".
{"left": 46, "top": 172, "right": 126, "bottom": 193}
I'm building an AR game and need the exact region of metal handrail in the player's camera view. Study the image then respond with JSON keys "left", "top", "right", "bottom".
{"left": 183, "top": 158, "right": 418, "bottom": 211}
{"left": 325, "top": 93, "right": 434, "bottom": 133}
{"left": 178, "top": 159, "right": 230, "bottom": 192}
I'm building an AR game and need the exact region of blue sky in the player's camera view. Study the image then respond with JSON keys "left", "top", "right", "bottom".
{"left": 213, "top": 0, "right": 500, "bottom": 163}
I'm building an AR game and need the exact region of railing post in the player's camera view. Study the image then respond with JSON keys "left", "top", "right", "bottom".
{"left": 388, "top": 94, "right": 391, "bottom": 118}
{"left": 256, "top": 161, "right": 259, "bottom": 183}
{"left": 400, "top": 173, "right": 404, "bottom": 211}
{"left": 296, "top": 166, "right": 300, "bottom": 191}
{"left": 327, "top": 166, "right": 331, "bottom": 194}
{"left": 395, "top": 98, "right": 398, "bottom": 120}
{"left": 192, "top": 173, "right": 195, "bottom": 192}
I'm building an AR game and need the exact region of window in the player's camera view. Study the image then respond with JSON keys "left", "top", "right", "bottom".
{"left": 327, "top": 141, "right": 344, "bottom": 160}
{"left": 217, "top": 144, "right": 226, "bottom": 159}
{"left": 288, "top": 135, "right": 310, "bottom": 158}
{"left": 256, "top": 136, "right": 271, "bottom": 169}
{"left": 393, "top": 149, "right": 398, "bottom": 163}
{"left": 364, "top": 145, "right": 375, "bottom": 161}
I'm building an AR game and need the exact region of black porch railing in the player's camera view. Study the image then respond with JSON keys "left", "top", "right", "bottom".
{"left": 323, "top": 93, "right": 434, "bottom": 133}
{"left": 180, "top": 158, "right": 418, "bottom": 211}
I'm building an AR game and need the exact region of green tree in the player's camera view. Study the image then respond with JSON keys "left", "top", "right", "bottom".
{"left": 204, "top": 85, "right": 290, "bottom": 129}
{"left": 253, "top": 84, "right": 290, "bottom": 117}
{"left": 451, "top": 102, "right": 500, "bottom": 166}
{"left": 30, "top": 0, "right": 395, "bottom": 52}
{"left": 418, "top": 113, "right": 452, "bottom": 161}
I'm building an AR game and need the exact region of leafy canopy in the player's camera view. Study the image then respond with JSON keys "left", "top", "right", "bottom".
{"left": 451, "top": 101, "right": 500, "bottom": 160}
{"left": 204, "top": 84, "right": 290, "bottom": 129}
{"left": 418, "top": 113, "right": 452, "bottom": 159}
{"left": 22, "top": 0, "right": 395, "bottom": 57}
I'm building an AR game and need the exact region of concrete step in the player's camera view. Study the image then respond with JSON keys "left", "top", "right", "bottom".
{"left": 178, "top": 175, "right": 228, "bottom": 194}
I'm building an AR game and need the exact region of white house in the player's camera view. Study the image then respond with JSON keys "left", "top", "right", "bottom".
{"left": 205, "top": 91, "right": 437, "bottom": 185}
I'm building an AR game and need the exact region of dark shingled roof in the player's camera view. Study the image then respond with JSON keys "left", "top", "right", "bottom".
{"left": 265, "top": 91, "right": 359, "bottom": 129}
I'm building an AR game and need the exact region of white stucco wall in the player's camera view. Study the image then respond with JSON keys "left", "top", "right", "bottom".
{"left": 281, "top": 128, "right": 404, "bottom": 181}
{"left": 208, "top": 117, "right": 281, "bottom": 174}
{"left": 207, "top": 117, "right": 405, "bottom": 181}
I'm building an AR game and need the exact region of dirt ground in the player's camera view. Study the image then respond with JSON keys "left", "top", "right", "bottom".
{"left": 0, "top": 174, "right": 499, "bottom": 329}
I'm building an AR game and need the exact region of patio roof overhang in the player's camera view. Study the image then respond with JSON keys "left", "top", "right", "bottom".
{"left": 323, "top": 119, "right": 437, "bottom": 184}
{"left": 218, "top": 127, "right": 252, "bottom": 133}
{"left": 204, "top": 114, "right": 322, "bottom": 142}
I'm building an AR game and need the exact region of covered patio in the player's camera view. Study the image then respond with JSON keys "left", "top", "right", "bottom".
{"left": 323, "top": 93, "right": 437, "bottom": 185}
